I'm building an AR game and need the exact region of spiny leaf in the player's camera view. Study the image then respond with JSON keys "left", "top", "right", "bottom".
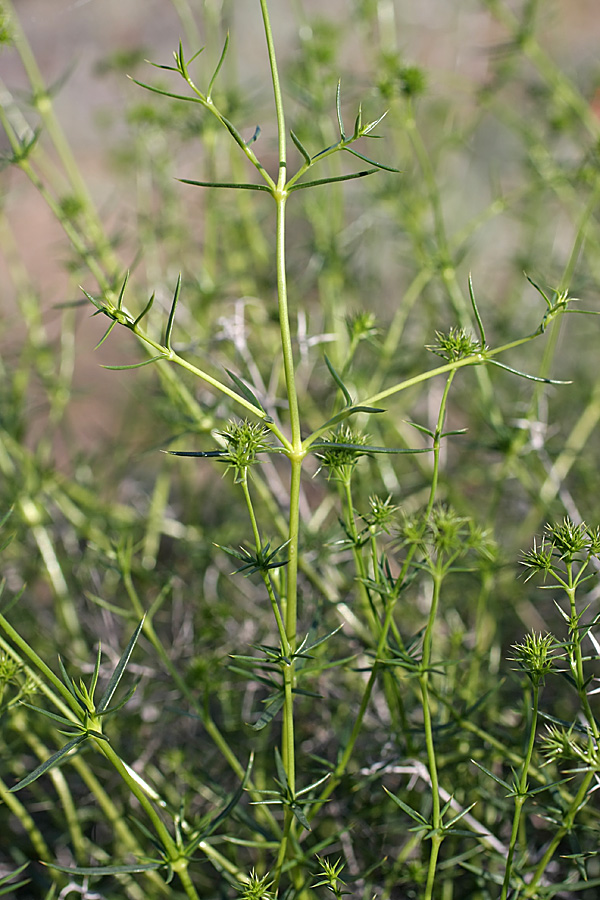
{"left": 44, "top": 862, "right": 163, "bottom": 876}
{"left": 468, "top": 273, "right": 486, "bottom": 348}
{"left": 128, "top": 76, "right": 200, "bottom": 104}
{"left": 57, "top": 655, "right": 78, "bottom": 703}
{"left": 133, "top": 291, "right": 155, "bottom": 327}
{"left": 325, "top": 354, "right": 352, "bottom": 406}
{"left": 94, "top": 319, "right": 118, "bottom": 350}
{"left": 225, "top": 369, "right": 265, "bottom": 413}
{"left": 162, "top": 449, "right": 226, "bottom": 458}
{"left": 360, "top": 109, "right": 388, "bottom": 136}
{"left": 344, "top": 146, "right": 400, "bottom": 173}
{"left": 164, "top": 274, "right": 181, "bottom": 352}
{"left": 9, "top": 733, "right": 88, "bottom": 792}
{"left": 251, "top": 693, "right": 284, "bottom": 731}
{"left": 487, "top": 359, "right": 571, "bottom": 384}
{"left": 525, "top": 273, "right": 553, "bottom": 309}
{"left": 89, "top": 643, "right": 102, "bottom": 702}
{"left": 207, "top": 31, "right": 229, "bottom": 99}
{"left": 289, "top": 169, "right": 377, "bottom": 192}
{"left": 335, "top": 79, "right": 345, "bottom": 140}
{"left": 310, "top": 441, "right": 431, "bottom": 455}
{"left": 274, "top": 746, "right": 289, "bottom": 791}
{"left": 470, "top": 759, "right": 512, "bottom": 791}
{"left": 0, "top": 862, "right": 29, "bottom": 896}
{"left": 96, "top": 618, "right": 145, "bottom": 713}
{"left": 383, "top": 787, "right": 428, "bottom": 825}
{"left": 290, "top": 129, "right": 311, "bottom": 165}
{"left": 20, "top": 703, "right": 81, "bottom": 730}
{"left": 99, "top": 679, "right": 140, "bottom": 717}
{"left": 352, "top": 103, "right": 362, "bottom": 139}
{"left": 101, "top": 355, "right": 165, "bottom": 370}
{"left": 178, "top": 177, "right": 271, "bottom": 192}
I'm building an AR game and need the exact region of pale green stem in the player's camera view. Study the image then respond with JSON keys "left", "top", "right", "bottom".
{"left": 500, "top": 681, "right": 540, "bottom": 900}
{"left": 93, "top": 737, "right": 200, "bottom": 900}
{"left": 522, "top": 769, "right": 596, "bottom": 899}
{"left": 303, "top": 332, "right": 540, "bottom": 451}
{"left": 240, "top": 474, "right": 289, "bottom": 653}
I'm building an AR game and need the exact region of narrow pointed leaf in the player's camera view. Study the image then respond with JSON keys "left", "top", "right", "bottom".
{"left": 383, "top": 787, "right": 428, "bottom": 825}
{"left": 352, "top": 103, "right": 362, "bottom": 139}
{"left": 312, "top": 441, "right": 431, "bottom": 455}
{"left": 309, "top": 404, "right": 386, "bottom": 436}
{"left": 162, "top": 449, "right": 226, "bottom": 458}
{"left": 57, "top": 655, "right": 78, "bottom": 702}
{"left": 207, "top": 32, "right": 229, "bottom": 98}
{"left": 304, "top": 626, "right": 343, "bottom": 653}
{"left": 525, "top": 273, "right": 552, "bottom": 308}
{"left": 116, "top": 271, "right": 129, "bottom": 310}
{"left": 291, "top": 804, "right": 311, "bottom": 831}
{"left": 178, "top": 177, "right": 270, "bottom": 192}
{"left": 361, "top": 110, "right": 388, "bottom": 135}
{"left": 335, "top": 80, "right": 345, "bottom": 140}
{"left": 164, "top": 274, "right": 181, "bottom": 352}
{"left": 128, "top": 77, "right": 201, "bottom": 104}
{"left": 251, "top": 693, "right": 284, "bottom": 731}
{"left": 133, "top": 292, "right": 155, "bottom": 327}
{"left": 44, "top": 862, "right": 163, "bottom": 876}
{"left": 101, "top": 356, "right": 165, "bottom": 370}
{"left": 487, "top": 359, "right": 571, "bottom": 384}
{"left": 89, "top": 644, "right": 102, "bottom": 702}
{"left": 97, "top": 618, "right": 145, "bottom": 713}
{"left": 0, "top": 863, "right": 29, "bottom": 896}
{"left": 225, "top": 369, "right": 265, "bottom": 412}
{"left": 470, "top": 759, "right": 512, "bottom": 791}
{"left": 99, "top": 679, "right": 140, "bottom": 717}
{"left": 324, "top": 354, "right": 352, "bottom": 405}
{"left": 289, "top": 169, "right": 377, "bottom": 191}
{"left": 344, "top": 146, "right": 400, "bottom": 172}
{"left": 468, "top": 273, "right": 486, "bottom": 348}
{"left": 290, "top": 129, "right": 311, "bottom": 165}
{"left": 274, "top": 747, "right": 289, "bottom": 791}
{"left": 94, "top": 319, "right": 118, "bottom": 350}
{"left": 9, "top": 733, "right": 87, "bottom": 792}
{"left": 81, "top": 286, "right": 105, "bottom": 313}
{"left": 407, "top": 424, "right": 433, "bottom": 443}
{"left": 445, "top": 801, "right": 477, "bottom": 829}
{"left": 20, "top": 703, "right": 82, "bottom": 729}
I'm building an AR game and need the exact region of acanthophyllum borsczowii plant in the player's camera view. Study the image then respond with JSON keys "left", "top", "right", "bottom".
{"left": 2, "top": 0, "right": 600, "bottom": 898}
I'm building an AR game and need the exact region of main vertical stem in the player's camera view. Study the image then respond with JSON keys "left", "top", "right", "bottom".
{"left": 259, "top": 3, "right": 302, "bottom": 886}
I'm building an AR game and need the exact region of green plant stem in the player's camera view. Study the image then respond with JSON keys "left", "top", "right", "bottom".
{"left": 418, "top": 372, "right": 456, "bottom": 898}
{"left": 419, "top": 567, "right": 443, "bottom": 900}
{"left": 341, "top": 476, "right": 377, "bottom": 633}
{"left": 303, "top": 332, "right": 541, "bottom": 450}
{"left": 92, "top": 736, "right": 200, "bottom": 900}
{"left": 521, "top": 769, "right": 596, "bottom": 899}
{"left": 500, "top": 681, "right": 540, "bottom": 900}
{"left": 261, "top": 4, "right": 303, "bottom": 866}
{"left": 240, "top": 474, "right": 289, "bottom": 652}
{"left": 564, "top": 564, "right": 599, "bottom": 741}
